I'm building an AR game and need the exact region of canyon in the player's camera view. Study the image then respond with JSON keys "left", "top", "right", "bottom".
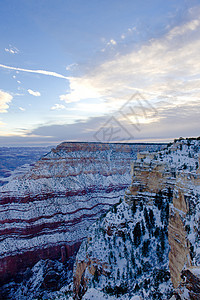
{"left": 0, "top": 142, "right": 162, "bottom": 284}
{"left": 0, "top": 139, "right": 199, "bottom": 299}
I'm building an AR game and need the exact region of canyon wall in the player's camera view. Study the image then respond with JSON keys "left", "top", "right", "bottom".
{"left": 0, "top": 142, "right": 162, "bottom": 282}
{"left": 129, "top": 140, "right": 200, "bottom": 298}
{"left": 130, "top": 142, "right": 200, "bottom": 294}
{"left": 73, "top": 138, "right": 200, "bottom": 299}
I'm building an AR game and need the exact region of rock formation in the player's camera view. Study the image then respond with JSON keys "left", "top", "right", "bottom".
{"left": 73, "top": 138, "right": 200, "bottom": 299}
{"left": 1, "top": 138, "right": 199, "bottom": 299}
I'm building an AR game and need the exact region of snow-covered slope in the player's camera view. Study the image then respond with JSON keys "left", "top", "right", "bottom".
{"left": 73, "top": 191, "right": 173, "bottom": 299}
{"left": 73, "top": 137, "right": 200, "bottom": 300}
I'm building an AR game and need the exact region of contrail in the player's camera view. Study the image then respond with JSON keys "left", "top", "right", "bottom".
{"left": 0, "top": 63, "right": 69, "bottom": 80}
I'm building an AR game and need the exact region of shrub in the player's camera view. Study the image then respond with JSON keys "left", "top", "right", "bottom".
{"left": 142, "top": 240, "right": 150, "bottom": 257}
{"left": 133, "top": 222, "right": 142, "bottom": 247}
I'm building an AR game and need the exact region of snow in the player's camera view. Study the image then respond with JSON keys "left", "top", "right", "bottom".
{"left": 82, "top": 288, "right": 132, "bottom": 300}
{"left": 75, "top": 193, "right": 172, "bottom": 299}
{"left": 190, "top": 267, "right": 200, "bottom": 277}
{"left": 83, "top": 288, "right": 114, "bottom": 299}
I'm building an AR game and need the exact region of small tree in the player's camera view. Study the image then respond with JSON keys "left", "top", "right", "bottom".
{"left": 131, "top": 250, "right": 135, "bottom": 267}
{"left": 141, "top": 220, "right": 145, "bottom": 235}
{"left": 117, "top": 268, "right": 120, "bottom": 280}
{"left": 131, "top": 201, "right": 137, "bottom": 215}
{"left": 144, "top": 207, "right": 150, "bottom": 229}
{"left": 154, "top": 191, "right": 163, "bottom": 210}
{"left": 149, "top": 209, "right": 155, "bottom": 227}
{"left": 133, "top": 222, "right": 142, "bottom": 247}
{"left": 142, "top": 240, "right": 150, "bottom": 257}
{"left": 93, "top": 268, "right": 99, "bottom": 283}
{"left": 156, "top": 244, "right": 163, "bottom": 262}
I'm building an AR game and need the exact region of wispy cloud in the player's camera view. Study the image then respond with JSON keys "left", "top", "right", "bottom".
{"left": 0, "top": 64, "right": 69, "bottom": 80}
{"left": 19, "top": 107, "right": 25, "bottom": 111}
{"left": 109, "top": 39, "right": 117, "bottom": 45}
{"left": 106, "top": 39, "right": 117, "bottom": 47}
{"left": 120, "top": 27, "right": 137, "bottom": 41}
{"left": 168, "top": 18, "right": 200, "bottom": 40}
{"left": 60, "top": 7, "right": 200, "bottom": 115}
{"left": 0, "top": 90, "right": 13, "bottom": 113}
{"left": 66, "top": 63, "right": 78, "bottom": 71}
{"left": 28, "top": 89, "right": 41, "bottom": 97}
{"left": 5, "top": 45, "right": 19, "bottom": 54}
{"left": 51, "top": 104, "right": 66, "bottom": 110}
{"left": 128, "top": 27, "right": 136, "bottom": 33}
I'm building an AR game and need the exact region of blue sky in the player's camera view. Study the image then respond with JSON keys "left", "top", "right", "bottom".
{"left": 0, "top": 0, "right": 200, "bottom": 145}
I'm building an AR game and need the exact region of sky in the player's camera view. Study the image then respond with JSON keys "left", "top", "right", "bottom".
{"left": 0, "top": 0, "right": 200, "bottom": 146}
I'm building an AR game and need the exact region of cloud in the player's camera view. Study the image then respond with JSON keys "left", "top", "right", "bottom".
{"left": 168, "top": 18, "right": 200, "bottom": 40}
{"left": 60, "top": 8, "right": 200, "bottom": 113}
{"left": 5, "top": 46, "right": 19, "bottom": 54}
{"left": 27, "top": 89, "right": 41, "bottom": 97}
{"left": 106, "top": 39, "right": 117, "bottom": 47}
{"left": 51, "top": 104, "right": 66, "bottom": 110}
{"left": 19, "top": 107, "right": 25, "bottom": 111}
{"left": 60, "top": 77, "right": 101, "bottom": 103}
{"left": 0, "top": 64, "right": 69, "bottom": 80}
{"left": 27, "top": 101, "right": 200, "bottom": 143}
{"left": 0, "top": 90, "right": 13, "bottom": 113}
{"left": 128, "top": 27, "right": 136, "bottom": 33}
{"left": 120, "top": 26, "right": 137, "bottom": 41}
{"left": 1, "top": 101, "right": 199, "bottom": 145}
{"left": 66, "top": 63, "right": 78, "bottom": 71}
{"left": 110, "top": 39, "right": 117, "bottom": 45}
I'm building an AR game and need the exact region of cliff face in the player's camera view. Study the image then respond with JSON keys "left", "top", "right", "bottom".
{"left": 168, "top": 176, "right": 192, "bottom": 289}
{"left": 0, "top": 142, "right": 162, "bottom": 282}
{"left": 129, "top": 140, "right": 200, "bottom": 293}
{"left": 131, "top": 140, "right": 200, "bottom": 297}
{"left": 73, "top": 138, "right": 200, "bottom": 300}
{"left": 168, "top": 173, "right": 200, "bottom": 299}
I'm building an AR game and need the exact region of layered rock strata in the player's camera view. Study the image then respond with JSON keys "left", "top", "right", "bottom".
{"left": 0, "top": 142, "right": 162, "bottom": 282}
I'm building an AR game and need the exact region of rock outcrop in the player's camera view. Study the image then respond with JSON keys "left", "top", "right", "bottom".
{"left": 73, "top": 138, "right": 200, "bottom": 299}
{"left": 171, "top": 267, "right": 200, "bottom": 299}
{"left": 127, "top": 139, "right": 200, "bottom": 292}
